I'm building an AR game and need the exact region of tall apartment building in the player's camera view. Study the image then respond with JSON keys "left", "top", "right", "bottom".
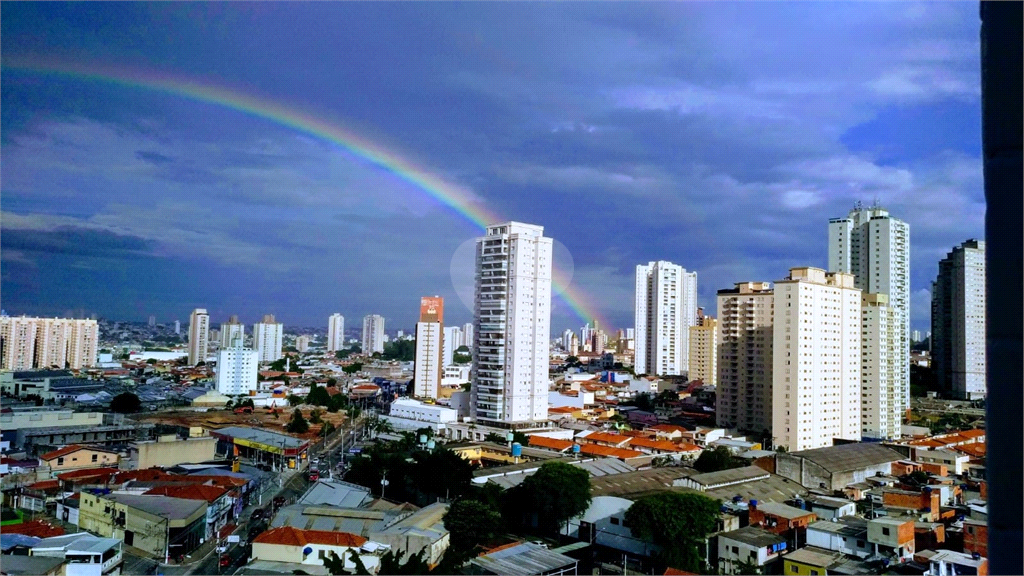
{"left": 174, "top": 320, "right": 180, "bottom": 335}
{"left": 688, "top": 316, "right": 718, "bottom": 386}
{"left": 295, "top": 336, "right": 311, "bottom": 353}
{"left": 828, "top": 203, "right": 910, "bottom": 408}
{"left": 462, "top": 323, "right": 474, "bottom": 348}
{"left": 187, "top": 308, "right": 210, "bottom": 366}
{"left": 148, "top": 315, "right": 156, "bottom": 327}
{"left": 0, "top": 316, "right": 99, "bottom": 370}
{"left": 253, "top": 314, "right": 283, "bottom": 363}
{"left": 716, "top": 283, "right": 774, "bottom": 434}
{"left": 471, "top": 222, "right": 552, "bottom": 426}
{"left": 414, "top": 297, "right": 444, "bottom": 399}
{"left": 932, "top": 240, "right": 987, "bottom": 400}
{"left": 772, "top": 268, "right": 862, "bottom": 452}
{"left": 220, "top": 315, "right": 245, "bottom": 349}
{"left": 562, "top": 329, "right": 574, "bottom": 352}
{"left": 327, "top": 314, "right": 345, "bottom": 353}
{"left": 362, "top": 315, "right": 385, "bottom": 355}
{"left": 634, "top": 261, "right": 698, "bottom": 376}
{"left": 443, "top": 326, "right": 462, "bottom": 366}
{"left": 861, "top": 293, "right": 903, "bottom": 440}
{"left": 215, "top": 336, "right": 258, "bottom": 396}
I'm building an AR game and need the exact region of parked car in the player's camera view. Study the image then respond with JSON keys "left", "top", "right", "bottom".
{"left": 247, "top": 523, "right": 268, "bottom": 542}
{"left": 220, "top": 555, "right": 231, "bottom": 568}
{"left": 251, "top": 508, "right": 266, "bottom": 521}
{"left": 273, "top": 496, "right": 286, "bottom": 509}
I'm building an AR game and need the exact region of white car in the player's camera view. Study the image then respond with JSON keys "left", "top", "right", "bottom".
{"left": 215, "top": 545, "right": 228, "bottom": 554}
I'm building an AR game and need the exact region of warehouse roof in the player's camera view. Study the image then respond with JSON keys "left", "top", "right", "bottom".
{"left": 719, "top": 526, "right": 787, "bottom": 548}
{"left": 789, "top": 443, "right": 904, "bottom": 473}
{"left": 470, "top": 541, "right": 578, "bottom": 575}
{"left": 209, "top": 426, "right": 308, "bottom": 450}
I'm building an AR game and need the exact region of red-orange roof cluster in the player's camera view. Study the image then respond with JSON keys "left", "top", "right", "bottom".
{"left": 528, "top": 436, "right": 574, "bottom": 451}
{"left": 253, "top": 526, "right": 367, "bottom": 548}
{"left": 145, "top": 483, "right": 230, "bottom": 503}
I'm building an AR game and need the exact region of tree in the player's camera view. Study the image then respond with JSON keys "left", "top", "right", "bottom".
{"left": 287, "top": 394, "right": 305, "bottom": 406}
{"left": 693, "top": 446, "right": 740, "bottom": 473}
{"left": 306, "top": 384, "right": 332, "bottom": 407}
{"left": 415, "top": 447, "right": 477, "bottom": 501}
{"left": 382, "top": 339, "right": 416, "bottom": 361}
{"left": 342, "top": 362, "right": 363, "bottom": 374}
{"left": 444, "top": 499, "right": 503, "bottom": 561}
{"left": 286, "top": 409, "right": 309, "bottom": 434}
{"left": 240, "top": 398, "right": 255, "bottom": 409}
{"left": 452, "top": 351, "right": 472, "bottom": 364}
{"left": 309, "top": 409, "right": 322, "bottom": 424}
{"left": 377, "top": 549, "right": 429, "bottom": 575}
{"left": 110, "top": 392, "right": 142, "bottom": 414}
{"left": 625, "top": 492, "right": 721, "bottom": 573}
{"left": 631, "top": 392, "right": 655, "bottom": 412}
{"left": 323, "top": 550, "right": 370, "bottom": 575}
{"left": 515, "top": 461, "right": 592, "bottom": 535}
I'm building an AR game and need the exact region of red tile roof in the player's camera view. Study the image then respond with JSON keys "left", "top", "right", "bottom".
{"left": 585, "top": 432, "right": 631, "bottom": 446}
{"left": 651, "top": 424, "right": 688, "bottom": 434}
{"left": 664, "top": 568, "right": 697, "bottom": 575}
{"left": 959, "top": 429, "right": 986, "bottom": 439}
{"left": 628, "top": 437, "right": 686, "bottom": 452}
{"left": 57, "top": 467, "right": 120, "bottom": 481}
{"left": 578, "top": 444, "right": 645, "bottom": 460}
{"left": 39, "top": 445, "right": 91, "bottom": 462}
{"left": 146, "top": 483, "right": 229, "bottom": 503}
{"left": 26, "top": 479, "right": 61, "bottom": 491}
{"left": 253, "top": 526, "right": 367, "bottom": 548}
{"left": 548, "top": 407, "right": 577, "bottom": 414}
{"left": 528, "top": 436, "right": 574, "bottom": 451}
{"left": 953, "top": 443, "right": 986, "bottom": 458}
{"left": 1, "top": 519, "right": 65, "bottom": 538}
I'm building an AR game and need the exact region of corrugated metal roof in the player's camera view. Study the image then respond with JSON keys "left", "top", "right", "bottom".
{"left": 789, "top": 443, "right": 903, "bottom": 473}
{"left": 470, "top": 542, "right": 577, "bottom": 575}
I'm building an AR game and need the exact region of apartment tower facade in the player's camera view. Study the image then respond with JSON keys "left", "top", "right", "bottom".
{"left": 688, "top": 316, "right": 719, "bottom": 386}
{"left": 187, "top": 308, "right": 210, "bottom": 366}
{"left": 220, "top": 315, "right": 245, "bottom": 349}
{"left": 0, "top": 316, "right": 99, "bottom": 371}
{"left": 716, "top": 282, "right": 774, "bottom": 434}
{"left": 931, "top": 240, "right": 987, "bottom": 400}
{"left": 634, "top": 261, "right": 698, "bottom": 376}
{"left": 414, "top": 297, "right": 444, "bottom": 399}
{"left": 772, "top": 268, "right": 862, "bottom": 451}
{"left": 828, "top": 203, "right": 910, "bottom": 409}
{"left": 861, "top": 293, "right": 903, "bottom": 440}
{"left": 471, "top": 222, "right": 552, "bottom": 426}
{"left": 362, "top": 315, "right": 385, "bottom": 355}
{"left": 253, "top": 314, "right": 283, "bottom": 363}
{"left": 327, "top": 313, "right": 345, "bottom": 353}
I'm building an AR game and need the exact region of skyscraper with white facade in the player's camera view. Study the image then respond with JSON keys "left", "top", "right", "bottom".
{"left": 828, "top": 203, "right": 910, "bottom": 409}
{"left": 562, "top": 329, "right": 574, "bottom": 352}
{"left": 220, "top": 315, "right": 245, "bottom": 349}
{"left": 188, "top": 308, "right": 210, "bottom": 366}
{"left": 932, "top": 240, "right": 987, "bottom": 400}
{"left": 634, "top": 261, "right": 698, "bottom": 376}
{"left": 414, "top": 297, "right": 444, "bottom": 399}
{"left": 688, "top": 316, "right": 718, "bottom": 386}
{"left": 462, "top": 323, "right": 474, "bottom": 348}
{"left": 216, "top": 335, "right": 258, "bottom": 395}
{"left": 362, "top": 315, "right": 385, "bottom": 355}
{"left": 253, "top": 314, "right": 283, "bottom": 363}
{"left": 861, "top": 293, "right": 903, "bottom": 440}
{"left": 327, "top": 313, "right": 345, "bottom": 353}
{"left": 716, "top": 282, "right": 774, "bottom": 434}
{"left": 443, "top": 326, "right": 462, "bottom": 366}
{"left": 772, "top": 267, "right": 862, "bottom": 452}
{"left": 471, "top": 222, "right": 552, "bottom": 426}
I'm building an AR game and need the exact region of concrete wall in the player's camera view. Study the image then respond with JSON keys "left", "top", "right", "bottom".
{"left": 776, "top": 452, "right": 893, "bottom": 491}
{"left": 134, "top": 437, "right": 217, "bottom": 469}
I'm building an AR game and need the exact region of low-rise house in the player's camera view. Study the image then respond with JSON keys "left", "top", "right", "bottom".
{"left": 716, "top": 526, "right": 787, "bottom": 575}
{"left": 776, "top": 443, "right": 905, "bottom": 492}
{"left": 0, "top": 555, "right": 67, "bottom": 576}
{"left": 567, "top": 496, "right": 656, "bottom": 558}
{"left": 781, "top": 545, "right": 846, "bottom": 575}
{"left": 867, "top": 516, "right": 915, "bottom": 560}
{"left": 915, "top": 450, "right": 971, "bottom": 476}
{"left": 914, "top": 522, "right": 946, "bottom": 552}
{"left": 38, "top": 445, "right": 120, "bottom": 477}
{"left": 747, "top": 501, "right": 817, "bottom": 545}
{"left": 144, "top": 483, "right": 232, "bottom": 540}
{"left": 29, "top": 532, "right": 123, "bottom": 576}
{"left": 917, "top": 549, "right": 988, "bottom": 576}
{"left": 803, "top": 495, "right": 857, "bottom": 520}
{"left": 368, "top": 502, "right": 449, "bottom": 567}
{"left": 806, "top": 517, "right": 871, "bottom": 558}
{"left": 78, "top": 492, "right": 207, "bottom": 560}
{"left": 251, "top": 526, "right": 379, "bottom": 573}
{"left": 962, "top": 519, "right": 987, "bottom": 558}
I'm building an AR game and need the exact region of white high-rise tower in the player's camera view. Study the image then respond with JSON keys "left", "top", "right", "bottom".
{"left": 216, "top": 335, "right": 258, "bottom": 396}
{"left": 828, "top": 202, "right": 910, "bottom": 409}
{"left": 861, "top": 293, "right": 903, "bottom": 439}
{"left": 414, "top": 297, "right": 444, "bottom": 399}
{"left": 188, "top": 308, "right": 210, "bottom": 366}
{"left": 362, "top": 315, "right": 385, "bottom": 355}
{"left": 634, "top": 261, "right": 698, "bottom": 376}
{"left": 220, "top": 315, "right": 245, "bottom": 349}
{"left": 328, "top": 314, "right": 345, "bottom": 353}
{"left": 253, "top": 314, "right": 283, "bottom": 363}
{"left": 471, "top": 222, "right": 552, "bottom": 425}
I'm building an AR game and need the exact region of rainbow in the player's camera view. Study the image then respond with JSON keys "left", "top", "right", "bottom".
{"left": 3, "top": 56, "right": 609, "bottom": 329}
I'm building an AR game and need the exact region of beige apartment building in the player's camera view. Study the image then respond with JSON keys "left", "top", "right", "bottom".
{"left": 716, "top": 282, "right": 774, "bottom": 435}
{"left": 772, "top": 268, "right": 862, "bottom": 452}
{"left": 0, "top": 316, "right": 99, "bottom": 371}
{"left": 861, "top": 293, "right": 903, "bottom": 440}
{"left": 688, "top": 316, "right": 718, "bottom": 385}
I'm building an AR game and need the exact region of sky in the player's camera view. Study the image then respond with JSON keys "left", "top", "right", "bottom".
{"left": 1, "top": 2, "right": 983, "bottom": 334}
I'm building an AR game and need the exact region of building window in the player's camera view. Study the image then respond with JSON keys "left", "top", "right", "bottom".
{"left": 882, "top": 527, "right": 890, "bottom": 536}
{"left": 57, "top": 457, "right": 64, "bottom": 466}
{"left": 92, "top": 454, "right": 98, "bottom": 462}
{"left": 791, "top": 566, "right": 798, "bottom": 573}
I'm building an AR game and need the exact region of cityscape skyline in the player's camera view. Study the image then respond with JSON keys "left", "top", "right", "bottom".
{"left": 1, "top": 3, "right": 982, "bottom": 333}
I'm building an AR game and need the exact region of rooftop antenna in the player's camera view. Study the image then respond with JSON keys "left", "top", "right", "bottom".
{"left": 871, "top": 196, "right": 881, "bottom": 210}
{"left": 854, "top": 200, "right": 863, "bottom": 211}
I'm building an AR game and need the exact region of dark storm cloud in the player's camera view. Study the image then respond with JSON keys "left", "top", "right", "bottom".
{"left": 1, "top": 226, "right": 153, "bottom": 257}
{"left": 0, "top": 2, "right": 984, "bottom": 331}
